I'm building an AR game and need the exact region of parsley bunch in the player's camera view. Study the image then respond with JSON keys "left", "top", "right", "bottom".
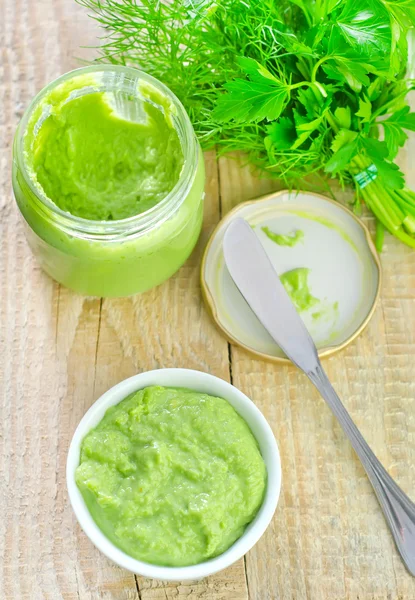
{"left": 79, "top": 0, "right": 415, "bottom": 249}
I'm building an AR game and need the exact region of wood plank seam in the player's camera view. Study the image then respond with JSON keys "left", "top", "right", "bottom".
{"left": 92, "top": 297, "right": 104, "bottom": 397}
{"left": 134, "top": 576, "right": 143, "bottom": 600}
{"left": 55, "top": 284, "right": 61, "bottom": 346}
{"left": 216, "top": 149, "right": 251, "bottom": 600}
{"left": 243, "top": 555, "right": 251, "bottom": 600}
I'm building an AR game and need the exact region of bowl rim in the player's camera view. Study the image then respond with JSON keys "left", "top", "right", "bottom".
{"left": 66, "top": 368, "right": 281, "bottom": 581}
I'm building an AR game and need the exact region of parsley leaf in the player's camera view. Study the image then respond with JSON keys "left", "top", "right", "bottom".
{"left": 385, "top": 0, "right": 415, "bottom": 29}
{"left": 381, "top": 106, "right": 415, "bottom": 158}
{"left": 213, "top": 58, "right": 290, "bottom": 123}
{"left": 325, "top": 130, "right": 359, "bottom": 173}
{"left": 331, "top": 129, "right": 358, "bottom": 153}
{"left": 330, "top": 0, "right": 392, "bottom": 72}
{"left": 297, "top": 87, "right": 321, "bottom": 119}
{"left": 291, "top": 106, "right": 329, "bottom": 149}
{"left": 266, "top": 117, "right": 297, "bottom": 150}
{"left": 322, "top": 60, "right": 370, "bottom": 92}
{"left": 356, "top": 97, "right": 372, "bottom": 122}
{"left": 360, "top": 137, "right": 405, "bottom": 188}
{"left": 334, "top": 106, "right": 351, "bottom": 129}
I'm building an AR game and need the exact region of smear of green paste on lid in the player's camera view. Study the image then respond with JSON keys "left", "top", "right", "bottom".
{"left": 280, "top": 267, "right": 318, "bottom": 312}
{"left": 262, "top": 226, "right": 304, "bottom": 247}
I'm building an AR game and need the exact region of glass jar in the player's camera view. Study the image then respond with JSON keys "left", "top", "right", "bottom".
{"left": 12, "top": 66, "right": 205, "bottom": 297}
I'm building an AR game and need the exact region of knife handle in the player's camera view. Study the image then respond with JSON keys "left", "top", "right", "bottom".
{"left": 308, "top": 362, "right": 415, "bottom": 576}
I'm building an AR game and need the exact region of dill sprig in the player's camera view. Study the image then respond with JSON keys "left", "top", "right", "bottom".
{"left": 78, "top": 1, "right": 300, "bottom": 141}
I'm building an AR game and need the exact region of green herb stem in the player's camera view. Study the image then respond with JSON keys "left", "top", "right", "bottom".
{"left": 375, "top": 220, "right": 385, "bottom": 252}
{"left": 362, "top": 185, "right": 415, "bottom": 247}
{"left": 372, "top": 89, "right": 411, "bottom": 119}
{"left": 397, "top": 189, "right": 415, "bottom": 208}
{"left": 362, "top": 184, "right": 402, "bottom": 231}
{"left": 289, "top": 80, "right": 313, "bottom": 91}
{"left": 311, "top": 57, "right": 329, "bottom": 83}
{"left": 395, "top": 197, "right": 415, "bottom": 219}
{"left": 403, "top": 214, "right": 415, "bottom": 234}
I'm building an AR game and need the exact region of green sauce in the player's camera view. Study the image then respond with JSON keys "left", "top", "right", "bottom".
{"left": 262, "top": 226, "right": 304, "bottom": 246}
{"left": 28, "top": 80, "right": 183, "bottom": 220}
{"left": 280, "top": 268, "right": 319, "bottom": 312}
{"left": 312, "top": 301, "right": 339, "bottom": 323}
{"left": 14, "top": 69, "right": 205, "bottom": 297}
{"left": 75, "top": 386, "right": 267, "bottom": 567}
{"left": 286, "top": 210, "right": 358, "bottom": 253}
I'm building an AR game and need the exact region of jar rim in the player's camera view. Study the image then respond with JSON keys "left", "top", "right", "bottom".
{"left": 15, "top": 65, "right": 198, "bottom": 239}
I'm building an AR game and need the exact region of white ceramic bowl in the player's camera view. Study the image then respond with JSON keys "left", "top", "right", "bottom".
{"left": 66, "top": 368, "right": 281, "bottom": 581}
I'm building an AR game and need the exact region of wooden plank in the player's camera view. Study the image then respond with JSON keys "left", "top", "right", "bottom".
{"left": 0, "top": 0, "right": 140, "bottom": 598}
{"left": 93, "top": 150, "right": 249, "bottom": 599}
{"left": 136, "top": 561, "right": 248, "bottom": 600}
{"left": 218, "top": 153, "right": 415, "bottom": 600}
{"left": 55, "top": 292, "right": 140, "bottom": 600}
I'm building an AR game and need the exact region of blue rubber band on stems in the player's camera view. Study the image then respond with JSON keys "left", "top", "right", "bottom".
{"left": 354, "top": 164, "right": 378, "bottom": 189}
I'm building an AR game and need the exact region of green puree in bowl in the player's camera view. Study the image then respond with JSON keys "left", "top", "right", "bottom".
{"left": 75, "top": 386, "right": 267, "bottom": 567}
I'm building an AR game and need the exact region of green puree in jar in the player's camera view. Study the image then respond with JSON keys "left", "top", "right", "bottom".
{"left": 28, "top": 80, "right": 183, "bottom": 220}
{"left": 75, "top": 386, "right": 267, "bottom": 567}
{"left": 15, "top": 68, "right": 205, "bottom": 297}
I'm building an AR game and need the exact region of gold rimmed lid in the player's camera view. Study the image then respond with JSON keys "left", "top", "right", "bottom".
{"left": 201, "top": 190, "right": 381, "bottom": 365}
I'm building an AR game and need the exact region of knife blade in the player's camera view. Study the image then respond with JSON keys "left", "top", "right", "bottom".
{"left": 223, "top": 217, "right": 319, "bottom": 373}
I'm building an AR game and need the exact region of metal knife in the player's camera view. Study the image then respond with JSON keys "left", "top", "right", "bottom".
{"left": 223, "top": 217, "right": 415, "bottom": 576}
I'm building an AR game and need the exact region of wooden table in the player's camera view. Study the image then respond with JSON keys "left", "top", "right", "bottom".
{"left": 1, "top": 2, "right": 415, "bottom": 599}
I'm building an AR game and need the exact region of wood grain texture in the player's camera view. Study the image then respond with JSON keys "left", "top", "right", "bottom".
{"left": 219, "top": 155, "right": 415, "bottom": 600}
{"left": 1, "top": 1, "right": 415, "bottom": 599}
